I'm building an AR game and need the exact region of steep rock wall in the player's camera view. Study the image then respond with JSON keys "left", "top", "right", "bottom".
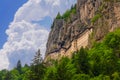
{"left": 45, "top": 0, "right": 120, "bottom": 60}
{"left": 45, "top": 29, "right": 92, "bottom": 60}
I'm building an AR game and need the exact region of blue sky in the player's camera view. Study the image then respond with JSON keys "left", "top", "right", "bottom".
{"left": 0, "top": 0, "right": 76, "bottom": 70}
{"left": 0, "top": 0, "right": 27, "bottom": 49}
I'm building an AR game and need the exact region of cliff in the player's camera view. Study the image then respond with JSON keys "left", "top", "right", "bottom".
{"left": 45, "top": 0, "right": 120, "bottom": 60}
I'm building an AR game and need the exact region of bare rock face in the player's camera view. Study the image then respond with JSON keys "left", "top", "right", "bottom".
{"left": 78, "top": 0, "right": 102, "bottom": 24}
{"left": 46, "top": 17, "right": 88, "bottom": 55}
{"left": 45, "top": 0, "right": 120, "bottom": 58}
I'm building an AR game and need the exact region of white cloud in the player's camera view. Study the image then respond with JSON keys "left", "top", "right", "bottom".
{"left": 14, "top": 0, "right": 48, "bottom": 22}
{"left": 0, "top": 50, "right": 9, "bottom": 69}
{"left": 0, "top": 0, "right": 76, "bottom": 70}
{"left": 45, "top": 0, "right": 60, "bottom": 6}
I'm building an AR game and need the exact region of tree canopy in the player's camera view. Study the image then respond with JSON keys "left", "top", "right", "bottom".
{"left": 0, "top": 29, "right": 120, "bottom": 80}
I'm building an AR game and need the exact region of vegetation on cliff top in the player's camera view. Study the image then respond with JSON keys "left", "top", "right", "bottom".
{"left": 51, "top": 4, "right": 76, "bottom": 29}
{"left": 0, "top": 29, "right": 120, "bottom": 80}
{"left": 56, "top": 4, "right": 76, "bottom": 20}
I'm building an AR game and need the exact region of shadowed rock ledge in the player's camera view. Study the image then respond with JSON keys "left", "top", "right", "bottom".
{"left": 45, "top": 0, "right": 120, "bottom": 60}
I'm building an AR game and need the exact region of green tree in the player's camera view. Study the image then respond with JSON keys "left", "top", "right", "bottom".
{"left": 3, "top": 71, "right": 12, "bottom": 80}
{"left": 32, "top": 49, "right": 42, "bottom": 65}
{"left": 72, "top": 47, "right": 89, "bottom": 74}
{"left": 16, "top": 60, "right": 22, "bottom": 74}
{"left": 72, "top": 74, "right": 90, "bottom": 80}
{"left": 0, "top": 70, "right": 9, "bottom": 80}
{"left": 43, "top": 66, "right": 57, "bottom": 80}
{"left": 112, "top": 72, "right": 120, "bottom": 80}
{"left": 29, "top": 49, "right": 46, "bottom": 80}
{"left": 90, "top": 75, "right": 110, "bottom": 80}
{"left": 56, "top": 57, "right": 76, "bottom": 80}
{"left": 56, "top": 12, "right": 62, "bottom": 19}
{"left": 10, "top": 69, "right": 20, "bottom": 80}
{"left": 89, "top": 42, "right": 118, "bottom": 76}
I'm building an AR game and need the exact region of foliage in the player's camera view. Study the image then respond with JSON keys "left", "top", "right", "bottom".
{"left": 29, "top": 49, "right": 46, "bottom": 80}
{"left": 43, "top": 66, "right": 57, "bottom": 80}
{"left": 72, "top": 74, "right": 90, "bottom": 80}
{"left": 56, "top": 12, "right": 62, "bottom": 19}
{"left": 32, "top": 49, "right": 43, "bottom": 65}
{"left": 104, "top": 0, "right": 120, "bottom": 2}
{"left": 91, "top": 13, "right": 102, "bottom": 24}
{"left": 55, "top": 4, "right": 76, "bottom": 21}
{"left": 72, "top": 47, "right": 89, "bottom": 74}
{"left": 51, "top": 4, "right": 76, "bottom": 29}
{"left": 16, "top": 60, "right": 22, "bottom": 74}
{"left": 0, "top": 29, "right": 120, "bottom": 80}
{"left": 55, "top": 57, "right": 76, "bottom": 80}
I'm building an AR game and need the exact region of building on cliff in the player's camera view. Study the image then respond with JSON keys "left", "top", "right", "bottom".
{"left": 45, "top": 0, "right": 120, "bottom": 60}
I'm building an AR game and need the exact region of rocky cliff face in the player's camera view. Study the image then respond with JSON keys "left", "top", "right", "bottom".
{"left": 45, "top": 0, "right": 120, "bottom": 59}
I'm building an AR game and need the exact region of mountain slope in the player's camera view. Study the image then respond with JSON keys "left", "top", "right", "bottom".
{"left": 45, "top": 0, "right": 120, "bottom": 59}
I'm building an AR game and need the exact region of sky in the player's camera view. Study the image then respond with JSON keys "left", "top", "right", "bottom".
{"left": 0, "top": 0, "right": 28, "bottom": 49}
{"left": 0, "top": 0, "right": 76, "bottom": 70}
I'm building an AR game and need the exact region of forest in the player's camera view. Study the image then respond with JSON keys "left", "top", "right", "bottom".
{"left": 0, "top": 29, "right": 120, "bottom": 80}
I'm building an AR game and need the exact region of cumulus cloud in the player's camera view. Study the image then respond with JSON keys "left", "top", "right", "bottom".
{"left": 0, "top": 0, "right": 76, "bottom": 70}
{"left": 0, "top": 50, "right": 9, "bottom": 69}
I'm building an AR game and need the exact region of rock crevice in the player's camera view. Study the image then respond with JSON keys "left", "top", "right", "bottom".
{"left": 45, "top": 0, "right": 120, "bottom": 59}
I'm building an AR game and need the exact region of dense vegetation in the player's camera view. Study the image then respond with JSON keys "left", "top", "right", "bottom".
{"left": 51, "top": 5, "right": 76, "bottom": 29}
{"left": 56, "top": 4, "right": 76, "bottom": 20}
{"left": 0, "top": 29, "right": 120, "bottom": 80}
{"left": 91, "top": 13, "right": 102, "bottom": 24}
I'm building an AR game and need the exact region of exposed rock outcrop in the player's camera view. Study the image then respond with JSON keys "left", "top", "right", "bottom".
{"left": 45, "top": 0, "right": 120, "bottom": 60}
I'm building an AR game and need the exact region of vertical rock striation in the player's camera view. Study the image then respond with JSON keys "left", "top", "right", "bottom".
{"left": 45, "top": 0, "right": 120, "bottom": 60}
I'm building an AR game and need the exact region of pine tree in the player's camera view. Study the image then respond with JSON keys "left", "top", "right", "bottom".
{"left": 72, "top": 47, "right": 89, "bottom": 74}
{"left": 4, "top": 71, "right": 12, "bottom": 80}
{"left": 32, "top": 49, "right": 43, "bottom": 65}
{"left": 30, "top": 49, "right": 45, "bottom": 80}
{"left": 16, "top": 60, "right": 22, "bottom": 74}
{"left": 56, "top": 12, "right": 62, "bottom": 19}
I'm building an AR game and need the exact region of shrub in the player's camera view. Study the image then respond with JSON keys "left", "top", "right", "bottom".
{"left": 91, "top": 13, "right": 102, "bottom": 24}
